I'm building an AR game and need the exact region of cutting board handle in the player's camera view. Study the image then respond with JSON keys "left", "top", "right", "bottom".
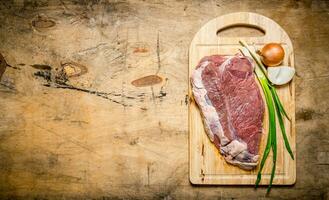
{"left": 192, "top": 12, "right": 290, "bottom": 44}
{"left": 216, "top": 23, "right": 266, "bottom": 37}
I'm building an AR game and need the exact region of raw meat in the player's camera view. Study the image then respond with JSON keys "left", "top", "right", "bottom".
{"left": 191, "top": 55, "right": 264, "bottom": 170}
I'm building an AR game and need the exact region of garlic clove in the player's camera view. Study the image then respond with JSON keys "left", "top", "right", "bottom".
{"left": 267, "top": 66, "right": 295, "bottom": 85}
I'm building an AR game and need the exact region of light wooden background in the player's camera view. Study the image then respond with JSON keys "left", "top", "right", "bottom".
{"left": 0, "top": 0, "right": 328, "bottom": 199}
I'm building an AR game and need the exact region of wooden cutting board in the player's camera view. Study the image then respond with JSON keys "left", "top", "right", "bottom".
{"left": 189, "top": 12, "right": 296, "bottom": 185}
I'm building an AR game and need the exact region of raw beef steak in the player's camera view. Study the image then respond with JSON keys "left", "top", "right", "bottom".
{"left": 191, "top": 55, "right": 264, "bottom": 170}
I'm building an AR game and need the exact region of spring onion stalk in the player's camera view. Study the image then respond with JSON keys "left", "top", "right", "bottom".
{"left": 270, "top": 88, "right": 294, "bottom": 159}
{"left": 239, "top": 40, "right": 294, "bottom": 193}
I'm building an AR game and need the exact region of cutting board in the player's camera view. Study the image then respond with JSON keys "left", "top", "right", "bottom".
{"left": 189, "top": 12, "right": 296, "bottom": 185}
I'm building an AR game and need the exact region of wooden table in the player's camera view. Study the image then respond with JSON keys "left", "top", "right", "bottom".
{"left": 0, "top": 0, "right": 328, "bottom": 199}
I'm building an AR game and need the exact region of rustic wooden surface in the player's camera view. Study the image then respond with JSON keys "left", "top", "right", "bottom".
{"left": 0, "top": 0, "right": 328, "bottom": 199}
{"left": 189, "top": 12, "right": 296, "bottom": 185}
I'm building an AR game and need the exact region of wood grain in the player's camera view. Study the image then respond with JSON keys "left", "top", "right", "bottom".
{"left": 189, "top": 12, "right": 296, "bottom": 185}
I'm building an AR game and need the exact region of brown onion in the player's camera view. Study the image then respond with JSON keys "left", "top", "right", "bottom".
{"left": 259, "top": 43, "right": 285, "bottom": 67}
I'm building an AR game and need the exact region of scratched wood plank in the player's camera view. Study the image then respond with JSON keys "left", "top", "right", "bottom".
{"left": 0, "top": 1, "right": 188, "bottom": 198}
{"left": 189, "top": 12, "right": 296, "bottom": 185}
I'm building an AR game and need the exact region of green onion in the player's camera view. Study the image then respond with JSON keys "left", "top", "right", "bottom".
{"left": 254, "top": 78, "right": 274, "bottom": 188}
{"left": 271, "top": 87, "right": 291, "bottom": 121}
{"left": 239, "top": 40, "right": 294, "bottom": 193}
{"left": 270, "top": 87, "right": 294, "bottom": 160}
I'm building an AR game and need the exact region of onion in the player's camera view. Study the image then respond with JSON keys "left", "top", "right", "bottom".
{"left": 259, "top": 43, "right": 285, "bottom": 67}
{"left": 267, "top": 66, "right": 295, "bottom": 85}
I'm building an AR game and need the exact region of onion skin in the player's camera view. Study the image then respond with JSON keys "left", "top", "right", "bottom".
{"left": 260, "top": 43, "right": 285, "bottom": 67}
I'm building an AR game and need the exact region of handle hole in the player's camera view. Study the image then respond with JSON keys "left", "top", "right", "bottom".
{"left": 217, "top": 24, "right": 265, "bottom": 37}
